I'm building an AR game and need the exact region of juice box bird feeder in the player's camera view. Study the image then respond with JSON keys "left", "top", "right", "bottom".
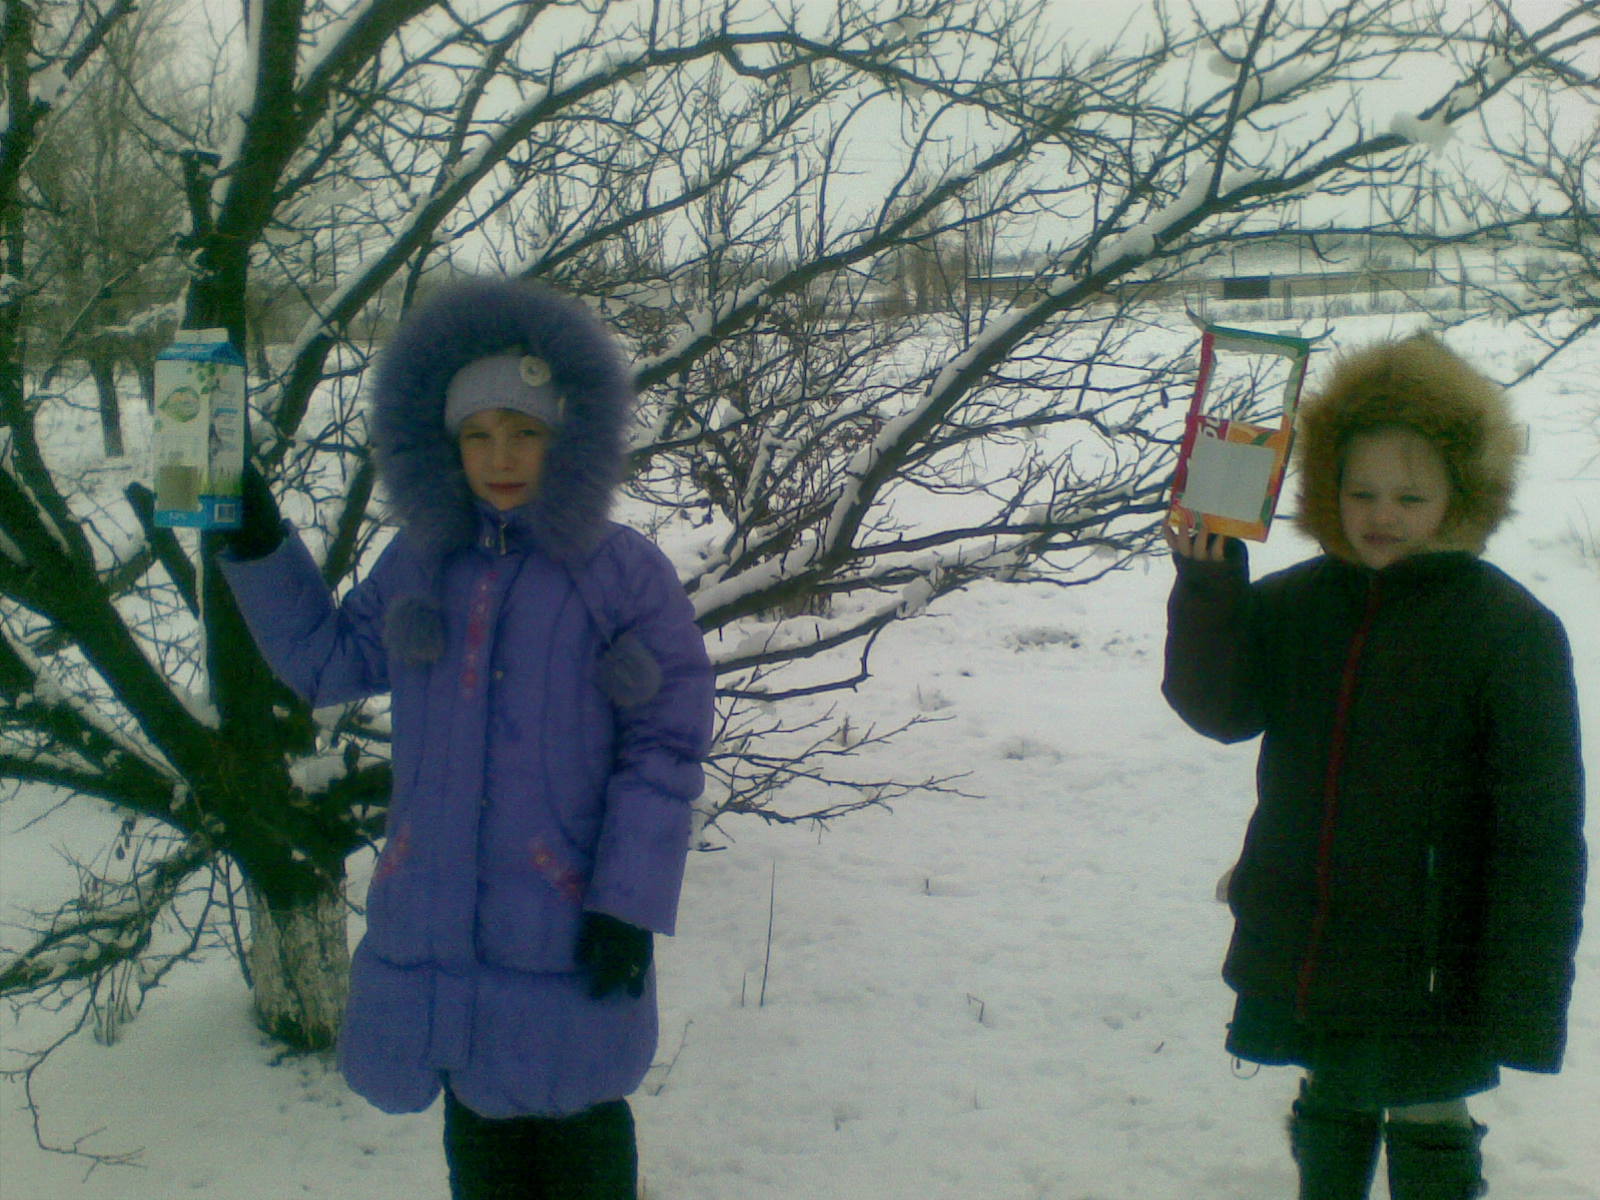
{"left": 1165, "top": 322, "right": 1313, "bottom": 542}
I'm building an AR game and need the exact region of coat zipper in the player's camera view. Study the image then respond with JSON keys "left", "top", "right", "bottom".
{"left": 1295, "top": 577, "right": 1382, "bottom": 1017}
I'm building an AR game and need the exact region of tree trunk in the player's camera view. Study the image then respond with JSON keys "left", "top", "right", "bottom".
{"left": 90, "top": 356, "right": 124, "bottom": 457}
{"left": 246, "top": 881, "right": 350, "bottom": 1051}
{"left": 135, "top": 355, "right": 156, "bottom": 413}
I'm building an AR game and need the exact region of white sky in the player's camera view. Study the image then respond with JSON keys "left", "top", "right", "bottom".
{"left": 159, "top": 0, "right": 1596, "bottom": 265}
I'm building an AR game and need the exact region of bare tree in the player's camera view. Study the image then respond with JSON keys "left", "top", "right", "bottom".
{"left": 20, "top": 0, "right": 194, "bottom": 452}
{"left": 1425, "top": 3, "right": 1599, "bottom": 381}
{"left": 3, "top": 2, "right": 1597, "bottom": 1160}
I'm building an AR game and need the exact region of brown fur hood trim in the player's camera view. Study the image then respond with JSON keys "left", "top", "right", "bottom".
{"left": 1294, "top": 332, "right": 1520, "bottom": 562}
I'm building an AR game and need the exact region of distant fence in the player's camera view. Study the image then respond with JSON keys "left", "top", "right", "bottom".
{"left": 966, "top": 266, "right": 1441, "bottom": 315}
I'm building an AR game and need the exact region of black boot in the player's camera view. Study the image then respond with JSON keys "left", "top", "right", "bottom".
{"left": 1288, "top": 1084, "right": 1382, "bottom": 1200}
{"left": 1384, "top": 1119, "right": 1488, "bottom": 1200}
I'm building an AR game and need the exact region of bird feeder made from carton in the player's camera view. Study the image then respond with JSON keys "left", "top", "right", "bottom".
{"left": 152, "top": 329, "right": 245, "bottom": 530}
{"left": 1165, "top": 323, "right": 1312, "bottom": 542}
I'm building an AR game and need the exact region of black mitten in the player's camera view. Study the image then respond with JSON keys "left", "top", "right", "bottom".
{"left": 223, "top": 464, "right": 284, "bottom": 560}
{"left": 575, "top": 911, "right": 653, "bottom": 999}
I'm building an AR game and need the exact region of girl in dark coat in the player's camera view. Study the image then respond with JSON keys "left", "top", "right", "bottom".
{"left": 220, "top": 278, "right": 715, "bottom": 1199}
{"left": 1161, "top": 333, "right": 1585, "bottom": 1200}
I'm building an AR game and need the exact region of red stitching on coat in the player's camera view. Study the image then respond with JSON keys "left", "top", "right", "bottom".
{"left": 459, "top": 568, "right": 499, "bottom": 692}
{"left": 373, "top": 821, "right": 413, "bottom": 884}
{"left": 1296, "top": 580, "right": 1382, "bottom": 1016}
{"left": 529, "top": 838, "right": 585, "bottom": 902}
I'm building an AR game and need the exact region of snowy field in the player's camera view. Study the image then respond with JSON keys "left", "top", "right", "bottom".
{"left": 2, "top": 313, "right": 1596, "bottom": 1199}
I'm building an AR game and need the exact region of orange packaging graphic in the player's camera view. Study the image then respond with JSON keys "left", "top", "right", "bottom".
{"left": 1165, "top": 323, "right": 1312, "bottom": 542}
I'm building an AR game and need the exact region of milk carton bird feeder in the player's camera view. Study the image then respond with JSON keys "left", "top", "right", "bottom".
{"left": 1165, "top": 322, "right": 1313, "bottom": 542}
{"left": 152, "top": 329, "right": 246, "bottom": 530}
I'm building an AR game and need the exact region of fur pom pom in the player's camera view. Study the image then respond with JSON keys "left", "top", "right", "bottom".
{"left": 598, "top": 631, "right": 663, "bottom": 708}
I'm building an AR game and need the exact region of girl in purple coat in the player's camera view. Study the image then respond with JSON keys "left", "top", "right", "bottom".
{"left": 220, "top": 278, "right": 715, "bottom": 1199}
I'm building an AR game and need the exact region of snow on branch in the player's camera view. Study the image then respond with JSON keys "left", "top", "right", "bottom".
{"left": 0, "top": 836, "right": 213, "bottom": 996}
{"left": 1, "top": 619, "right": 179, "bottom": 781}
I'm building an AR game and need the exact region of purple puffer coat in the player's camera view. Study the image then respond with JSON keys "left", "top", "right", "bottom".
{"left": 220, "top": 279, "right": 714, "bottom": 1118}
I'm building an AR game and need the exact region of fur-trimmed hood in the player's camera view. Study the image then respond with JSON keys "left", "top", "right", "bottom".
{"left": 371, "top": 276, "right": 633, "bottom": 562}
{"left": 1294, "top": 332, "right": 1521, "bottom": 563}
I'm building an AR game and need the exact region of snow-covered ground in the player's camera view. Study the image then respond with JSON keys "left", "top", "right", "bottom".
{"left": 3, "top": 313, "right": 1596, "bottom": 1198}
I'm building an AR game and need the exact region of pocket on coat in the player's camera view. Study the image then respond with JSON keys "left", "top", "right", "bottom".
{"left": 361, "top": 866, "right": 435, "bottom": 967}
{"left": 474, "top": 839, "right": 590, "bottom": 974}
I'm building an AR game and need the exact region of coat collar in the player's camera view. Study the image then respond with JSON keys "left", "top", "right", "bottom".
{"left": 1320, "top": 549, "right": 1477, "bottom": 593}
{"left": 468, "top": 498, "right": 540, "bottom": 558}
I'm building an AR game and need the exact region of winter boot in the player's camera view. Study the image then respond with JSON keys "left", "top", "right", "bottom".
{"left": 443, "top": 1090, "right": 637, "bottom": 1200}
{"left": 1383, "top": 1119, "right": 1488, "bottom": 1200}
{"left": 1288, "top": 1083, "right": 1382, "bottom": 1200}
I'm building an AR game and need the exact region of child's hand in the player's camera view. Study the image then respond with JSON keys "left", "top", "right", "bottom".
{"left": 221, "top": 464, "right": 285, "bottom": 560}
{"left": 1163, "top": 522, "right": 1230, "bottom": 563}
{"left": 575, "top": 911, "right": 653, "bottom": 999}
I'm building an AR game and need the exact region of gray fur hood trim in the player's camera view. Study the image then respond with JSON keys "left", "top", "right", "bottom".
{"left": 371, "top": 277, "right": 633, "bottom": 562}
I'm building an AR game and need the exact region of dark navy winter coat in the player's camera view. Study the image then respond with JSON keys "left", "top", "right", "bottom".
{"left": 221, "top": 279, "right": 714, "bottom": 1117}
{"left": 1165, "top": 546, "right": 1584, "bottom": 1078}
{"left": 1163, "top": 335, "right": 1586, "bottom": 1095}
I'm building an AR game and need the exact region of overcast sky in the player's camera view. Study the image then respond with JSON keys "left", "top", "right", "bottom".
{"left": 163, "top": 0, "right": 1595, "bottom": 265}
